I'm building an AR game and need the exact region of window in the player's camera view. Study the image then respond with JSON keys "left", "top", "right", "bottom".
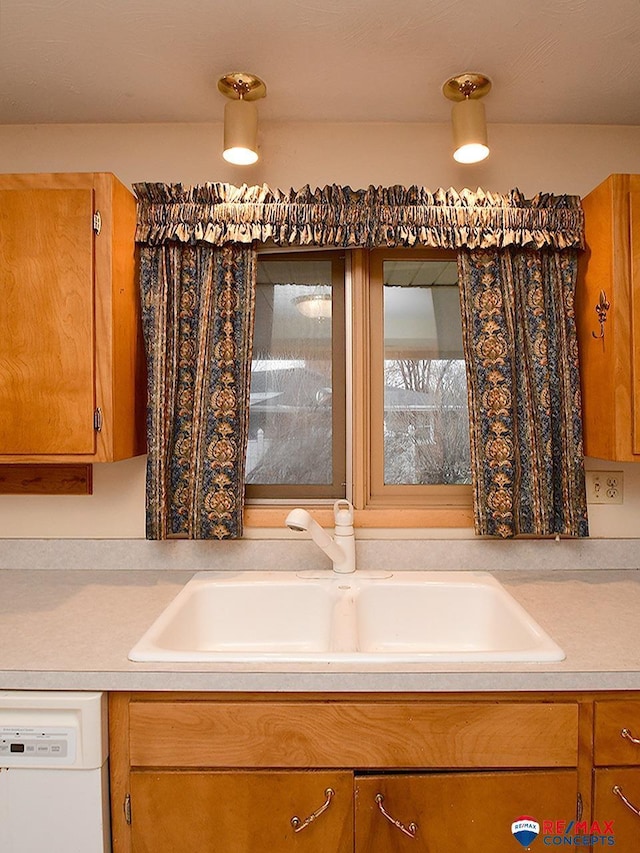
{"left": 245, "top": 248, "right": 473, "bottom": 527}
{"left": 366, "top": 249, "right": 472, "bottom": 511}
{"left": 245, "top": 252, "right": 346, "bottom": 501}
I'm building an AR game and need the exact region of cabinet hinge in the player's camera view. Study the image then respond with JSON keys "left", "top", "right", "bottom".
{"left": 93, "top": 210, "right": 102, "bottom": 235}
{"left": 124, "top": 793, "right": 132, "bottom": 825}
{"left": 93, "top": 407, "right": 103, "bottom": 432}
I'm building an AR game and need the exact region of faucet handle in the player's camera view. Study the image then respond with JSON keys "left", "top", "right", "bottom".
{"left": 333, "top": 499, "right": 354, "bottom": 528}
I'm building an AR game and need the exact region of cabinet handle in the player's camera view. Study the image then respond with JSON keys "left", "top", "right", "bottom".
{"left": 613, "top": 785, "right": 640, "bottom": 817}
{"left": 576, "top": 791, "right": 583, "bottom": 822}
{"left": 621, "top": 728, "right": 640, "bottom": 746}
{"left": 290, "top": 787, "right": 334, "bottom": 833}
{"left": 591, "top": 290, "right": 610, "bottom": 340}
{"left": 375, "top": 793, "right": 418, "bottom": 839}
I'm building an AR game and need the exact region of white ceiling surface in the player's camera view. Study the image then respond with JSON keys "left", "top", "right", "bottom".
{"left": 1, "top": 0, "right": 639, "bottom": 127}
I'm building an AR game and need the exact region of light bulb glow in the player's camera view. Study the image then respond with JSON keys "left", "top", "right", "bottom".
{"left": 223, "top": 146, "right": 259, "bottom": 165}
{"left": 453, "top": 143, "right": 490, "bottom": 164}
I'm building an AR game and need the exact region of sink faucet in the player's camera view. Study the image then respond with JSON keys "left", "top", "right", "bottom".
{"left": 285, "top": 500, "right": 356, "bottom": 574}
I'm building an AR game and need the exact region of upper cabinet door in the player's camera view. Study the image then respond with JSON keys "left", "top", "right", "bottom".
{"left": 0, "top": 173, "right": 146, "bottom": 463}
{"left": 0, "top": 186, "right": 96, "bottom": 454}
{"left": 630, "top": 182, "right": 640, "bottom": 455}
{"left": 576, "top": 173, "right": 640, "bottom": 462}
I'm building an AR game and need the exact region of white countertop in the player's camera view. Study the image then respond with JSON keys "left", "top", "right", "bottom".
{"left": 1, "top": 566, "right": 640, "bottom": 693}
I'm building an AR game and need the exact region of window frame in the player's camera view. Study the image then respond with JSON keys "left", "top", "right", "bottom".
{"left": 244, "top": 247, "right": 474, "bottom": 530}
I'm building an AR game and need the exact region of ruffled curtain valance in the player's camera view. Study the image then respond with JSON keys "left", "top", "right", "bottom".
{"left": 134, "top": 182, "right": 584, "bottom": 251}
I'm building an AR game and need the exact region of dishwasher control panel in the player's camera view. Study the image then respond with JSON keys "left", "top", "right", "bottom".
{"left": 0, "top": 726, "right": 77, "bottom": 767}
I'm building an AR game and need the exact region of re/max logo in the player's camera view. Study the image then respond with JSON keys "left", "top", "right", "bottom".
{"left": 540, "top": 819, "right": 616, "bottom": 847}
{"left": 542, "top": 821, "right": 615, "bottom": 835}
{"left": 511, "top": 816, "right": 616, "bottom": 848}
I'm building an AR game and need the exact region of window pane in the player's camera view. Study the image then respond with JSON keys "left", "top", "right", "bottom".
{"left": 247, "top": 257, "right": 338, "bottom": 488}
{"left": 383, "top": 260, "right": 471, "bottom": 485}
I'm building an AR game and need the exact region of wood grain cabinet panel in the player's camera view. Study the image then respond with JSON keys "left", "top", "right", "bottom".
{"left": 130, "top": 771, "right": 354, "bottom": 853}
{"left": 576, "top": 173, "right": 640, "bottom": 461}
{"left": 0, "top": 186, "right": 94, "bottom": 454}
{"left": 0, "top": 172, "right": 145, "bottom": 463}
{"left": 355, "top": 770, "right": 578, "bottom": 853}
{"left": 594, "top": 701, "right": 640, "bottom": 766}
{"left": 129, "top": 699, "right": 578, "bottom": 769}
{"left": 593, "top": 768, "right": 640, "bottom": 848}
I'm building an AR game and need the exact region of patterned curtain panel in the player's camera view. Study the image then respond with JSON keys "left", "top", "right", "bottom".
{"left": 457, "top": 247, "right": 589, "bottom": 538}
{"left": 139, "top": 242, "right": 256, "bottom": 539}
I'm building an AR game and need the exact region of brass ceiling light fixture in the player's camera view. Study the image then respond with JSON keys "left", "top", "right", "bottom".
{"left": 442, "top": 72, "right": 492, "bottom": 164}
{"left": 217, "top": 72, "right": 267, "bottom": 165}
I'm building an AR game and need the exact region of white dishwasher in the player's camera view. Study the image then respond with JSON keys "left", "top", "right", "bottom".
{"left": 0, "top": 691, "right": 110, "bottom": 853}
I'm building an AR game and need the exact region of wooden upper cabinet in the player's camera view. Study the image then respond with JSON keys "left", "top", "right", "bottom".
{"left": 576, "top": 173, "right": 640, "bottom": 461}
{"left": 0, "top": 172, "right": 146, "bottom": 462}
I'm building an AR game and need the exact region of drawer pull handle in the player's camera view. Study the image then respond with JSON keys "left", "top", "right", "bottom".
{"left": 291, "top": 787, "right": 334, "bottom": 833}
{"left": 375, "top": 793, "right": 418, "bottom": 838}
{"left": 621, "top": 728, "right": 640, "bottom": 746}
{"left": 613, "top": 785, "right": 640, "bottom": 817}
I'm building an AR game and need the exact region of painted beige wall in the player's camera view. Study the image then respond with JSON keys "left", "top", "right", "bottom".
{"left": 1, "top": 121, "right": 639, "bottom": 538}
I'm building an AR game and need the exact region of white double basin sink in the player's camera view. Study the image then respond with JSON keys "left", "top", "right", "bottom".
{"left": 129, "top": 570, "right": 565, "bottom": 664}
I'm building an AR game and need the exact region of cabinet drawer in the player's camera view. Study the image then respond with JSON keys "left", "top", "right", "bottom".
{"left": 129, "top": 700, "right": 578, "bottom": 769}
{"left": 594, "top": 701, "right": 640, "bottom": 765}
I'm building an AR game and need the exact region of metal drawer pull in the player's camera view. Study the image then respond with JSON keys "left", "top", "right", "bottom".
{"left": 291, "top": 787, "right": 334, "bottom": 833}
{"left": 613, "top": 785, "right": 640, "bottom": 816}
{"left": 621, "top": 728, "right": 640, "bottom": 746}
{"left": 375, "top": 793, "right": 418, "bottom": 838}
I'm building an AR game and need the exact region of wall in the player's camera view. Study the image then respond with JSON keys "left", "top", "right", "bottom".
{"left": 1, "top": 120, "right": 640, "bottom": 539}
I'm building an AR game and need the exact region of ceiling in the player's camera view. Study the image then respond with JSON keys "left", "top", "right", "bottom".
{"left": 1, "top": 0, "right": 639, "bottom": 126}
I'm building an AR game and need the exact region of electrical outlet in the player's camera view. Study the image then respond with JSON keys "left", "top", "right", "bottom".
{"left": 586, "top": 471, "right": 624, "bottom": 504}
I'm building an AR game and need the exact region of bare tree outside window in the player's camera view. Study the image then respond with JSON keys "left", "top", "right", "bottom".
{"left": 382, "top": 261, "right": 471, "bottom": 486}
{"left": 384, "top": 357, "right": 470, "bottom": 484}
{"left": 247, "top": 353, "right": 333, "bottom": 485}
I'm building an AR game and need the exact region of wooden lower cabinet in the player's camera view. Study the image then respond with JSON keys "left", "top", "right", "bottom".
{"left": 127, "top": 768, "right": 578, "bottom": 853}
{"left": 117, "top": 692, "right": 640, "bottom": 853}
{"left": 592, "top": 700, "right": 640, "bottom": 849}
{"left": 593, "top": 768, "right": 640, "bottom": 849}
{"left": 355, "top": 770, "right": 578, "bottom": 852}
{"left": 129, "top": 771, "right": 353, "bottom": 853}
